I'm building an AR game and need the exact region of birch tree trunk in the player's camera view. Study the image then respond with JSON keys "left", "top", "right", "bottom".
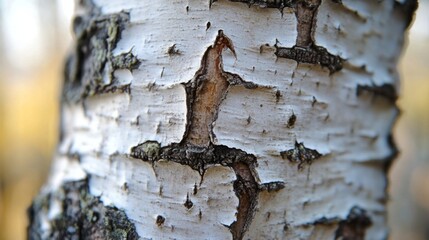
{"left": 28, "top": 0, "right": 416, "bottom": 239}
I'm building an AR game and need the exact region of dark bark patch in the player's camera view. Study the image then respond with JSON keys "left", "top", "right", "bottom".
{"left": 95, "top": 83, "right": 131, "bottom": 95}
{"left": 212, "top": 0, "right": 297, "bottom": 10}
{"left": 193, "top": 183, "right": 199, "bottom": 195}
{"left": 302, "top": 215, "right": 341, "bottom": 228}
{"left": 275, "top": 45, "right": 343, "bottom": 73}
{"left": 130, "top": 31, "right": 282, "bottom": 240}
{"left": 132, "top": 142, "right": 256, "bottom": 175}
{"left": 275, "top": 0, "right": 344, "bottom": 73}
{"left": 384, "top": 132, "right": 399, "bottom": 173}
{"left": 246, "top": 116, "right": 252, "bottom": 125}
{"left": 184, "top": 194, "right": 194, "bottom": 209}
{"left": 286, "top": 112, "right": 296, "bottom": 128}
{"left": 28, "top": 179, "right": 139, "bottom": 240}
{"left": 259, "top": 181, "right": 286, "bottom": 192}
{"left": 275, "top": 89, "right": 282, "bottom": 103}
{"left": 167, "top": 44, "right": 181, "bottom": 55}
{"left": 156, "top": 215, "right": 166, "bottom": 227}
{"left": 280, "top": 141, "right": 322, "bottom": 170}
{"left": 130, "top": 141, "right": 161, "bottom": 161}
{"left": 356, "top": 83, "right": 398, "bottom": 103}
{"left": 334, "top": 206, "right": 372, "bottom": 240}
{"left": 112, "top": 51, "right": 141, "bottom": 70}
{"left": 63, "top": 0, "right": 140, "bottom": 102}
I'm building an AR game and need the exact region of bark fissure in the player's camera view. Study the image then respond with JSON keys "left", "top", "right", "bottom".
{"left": 275, "top": 0, "right": 344, "bottom": 73}
{"left": 131, "top": 31, "right": 284, "bottom": 240}
{"left": 26, "top": 0, "right": 417, "bottom": 238}
{"left": 214, "top": 0, "right": 344, "bottom": 73}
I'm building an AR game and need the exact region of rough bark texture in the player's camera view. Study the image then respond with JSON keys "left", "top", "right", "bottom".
{"left": 29, "top": 0, "right": 416, "bottom": 239}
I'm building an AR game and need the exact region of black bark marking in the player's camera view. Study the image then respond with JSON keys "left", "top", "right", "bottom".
{"left": 275, "top": 45, "right": 343, "bottom": 73}
{"left": 64, "top": 0, "right": 140, "bottom": 101}
{"left": 286, "top": 112, "right": 296, "bottom": 128}
{"left": 193, "top": 183, "right": 199, "bottom": 195}
{"left": 275, "top": 89, "right": 282, "bottom": 103}
{"left": 167, "top": 44, "right": 181, "bottom": 55}
{"left": 28, "top": 179, "right": 139, "bottom": 240}
{"left": 131, "top": 31, "right": 284, "bottom": 240}
{"left": 150, "top": 143, "right": 257, "bottom": 179}
{"left": 184, "top": 193, "right": 194, "bottom": 209}
{"left": 259, "top": 181, "right": 286, "bottom": 192}
{"left": 280, "top": 141, "right": 322, "bottom": 170}
{"left": 356, "top": 83, "right": 398, "bottom": 103}
{"left": 312, "top": 96, "right": 317, "bottom": 107}
{"left": 156, "top": 215, "right": 166, "bottom": 227}
{"left": 384, "top": 132, "right": 399, "bottom": 174}
{"left": 276, "top": 0, "right": 344, "bottom": 73}
{"left": 334, "top": 206, "right": 372, "bottom": 240}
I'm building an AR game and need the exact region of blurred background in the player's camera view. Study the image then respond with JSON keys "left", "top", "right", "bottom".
{"left": 0, "top": 1, "right": 427, "bottom": 239}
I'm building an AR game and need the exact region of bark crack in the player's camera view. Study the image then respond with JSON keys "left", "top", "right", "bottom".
{"left": 131, "top": 31, "right": 284, "bottom": 240}
{"left": 275, "top": 0, "right": 344, "bottom": 73}
{"left": 213, "top": 0, "right": 344, "bottom": 73}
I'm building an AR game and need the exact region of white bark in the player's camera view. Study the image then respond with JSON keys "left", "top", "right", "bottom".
{"left": 30, "top": 0, "right": 414, "bottom": 239}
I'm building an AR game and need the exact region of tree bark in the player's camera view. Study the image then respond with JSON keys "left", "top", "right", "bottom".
{"left": 28, "top": 0, "right": 416, "bottom": 239}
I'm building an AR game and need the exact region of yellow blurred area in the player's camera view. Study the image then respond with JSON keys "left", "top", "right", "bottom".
{"left": 0, "top": 1, "right": 72, "bottom": 239}
{"left": 0, "top": 1, "right": 428, "bottom": 240}
{"left": 0, "top": 59, "right": 62, "bottom": 240}
{"left": 389, "top": 35, "right": 429, "bottom": 240}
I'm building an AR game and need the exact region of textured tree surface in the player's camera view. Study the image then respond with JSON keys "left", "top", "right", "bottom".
{"left": 29, "top": 0, "right": 416, "bottom": 239}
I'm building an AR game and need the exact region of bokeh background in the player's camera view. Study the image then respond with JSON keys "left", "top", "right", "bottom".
{"left": 0, "top": 1, "right": 427, "bottom": 239}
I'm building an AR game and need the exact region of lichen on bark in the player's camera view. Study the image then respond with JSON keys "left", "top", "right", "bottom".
{"left": 63, "top": 0, "right": 140, "bottom": 102}
{"left": 28, "top": 179, "right": 139, "bottom": 240}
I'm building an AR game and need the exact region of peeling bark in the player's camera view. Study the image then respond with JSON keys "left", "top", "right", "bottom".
{"left": 275, "top": 0, "right": 344, "bottom": 73}
{"left": 131, "top": 31, "right": 284, "bottom": 240}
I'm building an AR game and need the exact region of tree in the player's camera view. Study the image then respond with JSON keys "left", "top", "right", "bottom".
{"left": 28, "top": 0, "right": 417, "bottom": 239}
